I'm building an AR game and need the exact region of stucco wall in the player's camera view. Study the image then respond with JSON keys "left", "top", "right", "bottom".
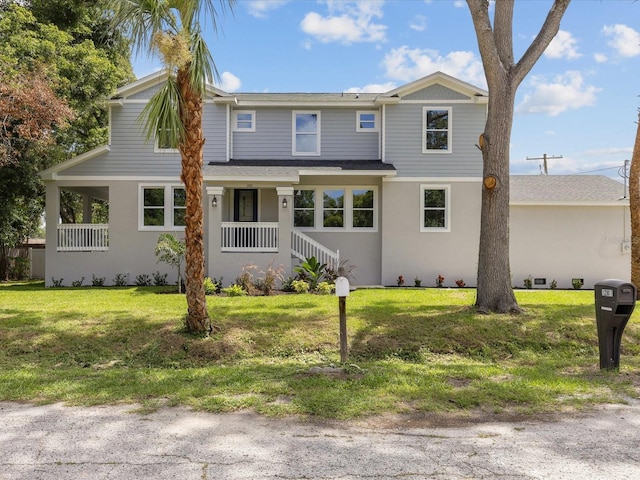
{"left": 510, "top": 204, "right": 630, "bottom": 289}
{"left": 380, "top": 179, "right": 482, "bottom": 287}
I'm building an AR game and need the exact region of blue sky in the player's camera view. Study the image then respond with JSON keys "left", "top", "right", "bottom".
{"left": 133, "top": 0, "right": 640, "bottom": 179}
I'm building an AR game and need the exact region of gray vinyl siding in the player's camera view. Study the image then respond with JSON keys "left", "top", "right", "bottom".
{"left": 231, "top": 108, "right": 380, "bottom": 161}
{"left": 64, "top": 103, "right": 227, "bottom": 177}
{"left": 403, "top": 84, "right": 469, "bottom": 101}
{"left": 384, "top": 102, "right": 485, "bottom": 177}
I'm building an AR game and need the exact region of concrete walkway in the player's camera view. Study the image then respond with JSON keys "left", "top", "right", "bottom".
{"left": 1, "top": 401, "right": 640, "bottom": 479}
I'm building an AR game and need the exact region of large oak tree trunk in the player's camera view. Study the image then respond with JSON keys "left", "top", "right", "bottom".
{"left": 629, "top": 112, "right": 640, "bottom": 296}
{"left": 177, "top": 67, "right": 209, "bottom": 333}
{"left": 476, "top": 77, "right": 519, "bottom": 313}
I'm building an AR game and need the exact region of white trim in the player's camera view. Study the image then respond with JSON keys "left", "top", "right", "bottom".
{"left": 383, "top": 71, "right": 488, "bottom": 99}
{"left": 384, "top": 176, "right": 481, "bottom": 182}
{"left": 236, "top": 100, "right": 377, "bottom": 108}
{"left": 420, "top": 184, "right": 451, "bottom": 233}
{"left": 511, "top": 201, "right": 629, "bottom": 207}
{"left": 138, "top": 183, "right": 186, "bottom": 231}
{"left": 153, "top": 129, "right": 179, "bottom": 154}
{"left": 298, "top": 169, "right": 396, "bottom": 177}
{"left": 292, "top": 110, "right": 321, "bottom": 156}
{"left": 400, "top": 99, "right": 485, "bottom": 104}
{"left": 232, "top": 110, "right": 256, "bottom": 132}
{"left": 381, "top": 104, "right": 387, "bottom": 163}
{"left": 206, "top": 186, "right": 225, "bottom": 196}
{"left": 422, "top": 106, "right": 452, "bottom": 154}
{"left": 277, "top": 186, "right": 294, "bottom": 196}
{"left": 292, "top": 185, "right": 378, "bottom": 232}
{"left": 356, "top": 111, "right": 380, "bottom": 132}
{"left": 39, "top": 146, "right": 111, "bottom": 180}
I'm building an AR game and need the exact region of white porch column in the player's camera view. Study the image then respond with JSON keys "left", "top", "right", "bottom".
{"left": 277, "top": 186, "right": 293, "bottom": 270}
{"left": 206, "top": 186, "right": 225, "bottom": 278}
{"left": 44, "top": 183, "right": 60, "bottom": 287}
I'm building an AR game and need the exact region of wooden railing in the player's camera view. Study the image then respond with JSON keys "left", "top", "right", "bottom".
{"left": 291, "top": 229, "right": 339, "bottom": 267}
{"left": 221, "top": 222, "right": 279, "bottom": 252}
{"left": 57, "top": 224, "right": 109, "bottom": 252}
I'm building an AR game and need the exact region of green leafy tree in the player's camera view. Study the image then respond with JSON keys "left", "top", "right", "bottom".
{"left": 109, "top": 0, "right": 235, "bottom": 333}
{"left": 155, "top": 233, "right": 186, "bottom": 293}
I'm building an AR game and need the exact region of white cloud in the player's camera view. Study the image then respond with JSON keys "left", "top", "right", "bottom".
{"left": 583, "top": 147, "right": 633, "bottom": 157}
{"left": 381, "top": 46, "right": 486, "bottom": 87}
{"left": 453, "top": 0, "right": 466, "bottom": 7}
{"left": 218, "top": 72, "right": 241, "bottom": 92}
{"left": 344, "top": 82, "right": 397, "bottom": 93}
{"left": 516, "top": 71, "right": 600, "bottom": 117}
{"left": 544, "top": 30, "right": 581, "bottom": 59}
{"left": 409, "top": 14, "right": 427, "bottom": 32}
{"left": 246, "top": 0, "right": 290, "bottom": 18}
{"left": 594, "top": 53, "right": 608, "bottom": 63}
{"left": 300, "top": 1, "right": 387, "bottom": 44}
{"left": 603, "top": 24, "right": 640, "bottom": 57}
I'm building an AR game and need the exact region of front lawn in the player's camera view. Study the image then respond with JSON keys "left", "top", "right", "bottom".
{"left": 1, "top": 282, "right": 639, "bottom": 419}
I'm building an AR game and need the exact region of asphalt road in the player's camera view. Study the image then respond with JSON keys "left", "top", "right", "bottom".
{"left": 1, "top": 400, "right": 640, "bottom": 479}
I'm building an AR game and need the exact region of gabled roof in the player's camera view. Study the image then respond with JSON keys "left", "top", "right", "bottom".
{"left": 510, "top": 175, "right": 628, "bottom": 205}
{"left": 39, "top": 145, "right": 110, "bottom": 180}
{"left": 378, "top": 71, "right": 488, "bottom": 103}
{"left": 111, "top": 69, "right": 234, "bottom": 101}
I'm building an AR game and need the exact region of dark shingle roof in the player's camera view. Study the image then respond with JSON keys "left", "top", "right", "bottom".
{"left": 510, "top": 175, "right": 627, "bottom": 203}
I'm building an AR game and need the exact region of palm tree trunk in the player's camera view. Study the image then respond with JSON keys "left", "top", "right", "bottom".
{"left": 177, "top": 66, "right": 209, "bottom": 333}
{"left": 629, "top": 112, "right": 640, "bottom": 296}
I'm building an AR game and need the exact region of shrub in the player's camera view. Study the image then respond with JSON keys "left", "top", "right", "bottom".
{"left": 113, "top": 273, "right": 128, "bottom": 287}
{"left": 523, "top": 276, "right": 533, "bottom": 289}
{"left": 455, "top": 279, "right": 466, "bottom": 288}
{"left": 222, "top": 284, "right": 247, "bottom": 297}
{"left": 550, "top": 279, "right": 558, "bottom": 290}
{"left": 291, "top": 279, "right": 310, "bottom": 293}
{"left": 414, "top": 277, "right": 422, "bottom": 287}
{"left": 91, "top": 275, "right": 105, "bottom": 287}
{"left": 203, "top": 277, "right": 219, "bottom": 295}
{"left": 236, "top": 264, "right": 259, "bottom": 295}
{"left": 397, "top": 275, "right": 405, "bottom": 286}
{"left": 316, "top": 281, "right": 334, "bottom": 295}
{"left": 572, "top": 278, "right": 583, "bottom": 290}
{"left": 153, "top": 271, "right": 168, "bottom": 286}
{"left": 294, "top": 256, "right": 327, "bottom": 290}
{"left": 256, "top": 262, "right": 285, "bottom": 296}
{"left": 436, "top": 275, "right": 445, "bottom": 288}
{"left": 51, "top": 277, "right": 64, "bottom": 288}
{"left": 135, "top": 274, "right": 152, "bottom": 286}
{"left": 71, "top": 277, "right": 85, "bottom": 287}
{"left": 8, "top": 256, "right": 29, "bottom": 280}
{"left": 281, "top": 277, "right": 295, "bottom": 292}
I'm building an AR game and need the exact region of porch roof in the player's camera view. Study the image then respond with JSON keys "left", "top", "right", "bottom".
{"left": 203, "top": 159, "right": 396, "bottom": 182}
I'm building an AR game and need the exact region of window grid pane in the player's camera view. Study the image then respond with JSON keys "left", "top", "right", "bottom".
{"left": 352, "top": 189, "right": 374, "bottom": 228}
{"left": 294, "top": 189, "right": 315, "bottom": 228}
{"left": 323, "top": 189, "right": 344, "bottom": 228}
{"left": 425, "top": 109, "right": 449, "bottom": 151}
{"left": 423, "top": 189, "right": 446, "bottom": 229}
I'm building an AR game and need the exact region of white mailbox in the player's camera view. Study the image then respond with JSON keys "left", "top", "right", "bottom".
{"left": 335, "top": 276, "right": 350, "bottom": 297}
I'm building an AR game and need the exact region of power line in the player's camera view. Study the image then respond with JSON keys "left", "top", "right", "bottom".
{"left": 525, "top": 154, "right": 563, "bottom": 175}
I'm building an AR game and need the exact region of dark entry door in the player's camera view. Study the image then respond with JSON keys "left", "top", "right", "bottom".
{"left": 234, "top": 189, "right": 258, "bottom": 222}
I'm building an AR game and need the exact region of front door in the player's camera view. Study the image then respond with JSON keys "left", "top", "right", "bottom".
{"left": 234, "top": 189, "right": 258, "bottom": 222}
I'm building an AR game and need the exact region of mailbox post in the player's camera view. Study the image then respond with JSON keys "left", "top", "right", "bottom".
{"left": 594, "top": 279, "right": 636, "bottom": 371}
{"left": 335, "top": 275, "right": 350, "bottom": 363}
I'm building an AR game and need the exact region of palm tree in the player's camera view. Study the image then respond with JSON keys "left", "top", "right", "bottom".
{"left": 110, "top": 0, "right": 234, "bottom": 332}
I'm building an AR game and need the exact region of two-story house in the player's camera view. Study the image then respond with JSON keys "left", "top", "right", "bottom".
{"left": 40, "top": 70, "right": 630, "bottom": 289}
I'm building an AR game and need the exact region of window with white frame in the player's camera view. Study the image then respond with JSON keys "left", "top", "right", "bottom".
{"left": 154, "top": 128, "right": 179, "bottom": 153}
{"left": 420, "top": 185, "right": 450, "bottom": 232}
{"left": 293, "top": 186, "right": 377, "bottom": 231}
{"left": 140, "top": 185, "right": 186, "bottom": 230}
{"left": 356, "top": 111, "right": 379, "bottom": 132}
{"left": 293, "top": 189, "right": 315, "bottom": 228}
{"left": 323, "top": 189, "right": 344, "bottom": 228}
{"left": 233, "top": 110, "right": 255, "bottom": 132}
{"left": 293, "top": 111, "right": 320, "bottom": 155}
{"left": 422, "top": 107, "right": 451, "bottom": 153}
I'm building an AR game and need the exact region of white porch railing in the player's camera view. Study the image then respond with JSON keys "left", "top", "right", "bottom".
{"left": 221, "top": 222, "right": 279, "bottom": 252}
{"left": 57, "top": 224, "right": 109, "bottom": 252}
{"left": 291, "top": 229, "right": 339, "bottom": 267}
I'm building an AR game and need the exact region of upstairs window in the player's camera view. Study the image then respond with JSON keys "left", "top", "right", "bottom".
{"left": 140, "top": 184, "right": 186, "bottom": 230}
{"left": 421, "top": 185, "right": 450, "bottom": 232}
{"left": 422, "top": 107, "right": 451, "bottom": 153}
{"left": 155, "top": 128, "right": 178, "bottom": 153}
{"left": 233, "top": 110, "right": 255, "bottom": 132}
{"left": 293, "top": 111, "right": 320, "bottom": 155}
{"left": 356, "top": 111, "right": 379, "bottom": 132}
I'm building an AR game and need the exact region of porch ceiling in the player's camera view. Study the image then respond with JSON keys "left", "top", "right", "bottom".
{"left": 203, "top": 159, "right": 396, "bottom": 182}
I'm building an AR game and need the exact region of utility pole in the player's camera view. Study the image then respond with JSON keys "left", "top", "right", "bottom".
{"left": 526, "top": 154, "right": 563, "bottom": 175}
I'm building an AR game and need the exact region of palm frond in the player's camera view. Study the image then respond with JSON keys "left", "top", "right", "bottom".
{"left": 138, "top": 77, "right": 184, "bottom": 146}
{"left": 189, "top": 29, "right": 216, "bottom": 93}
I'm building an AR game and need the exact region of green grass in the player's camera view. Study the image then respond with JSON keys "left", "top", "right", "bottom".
{"left": 1, "top": 281, "right": 639, "bottom": 419}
